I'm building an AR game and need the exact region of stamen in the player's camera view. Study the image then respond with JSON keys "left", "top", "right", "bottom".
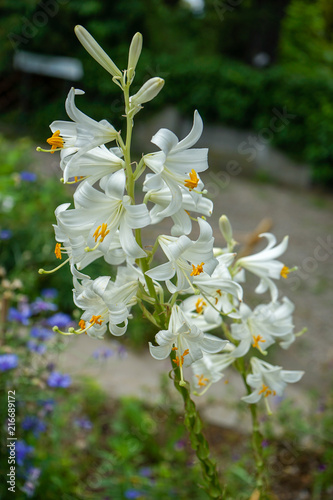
{"left": 93, "top": 223, "right": 110, "bottom": 243}
{"left": 190, "top": 262, "right": 205, "bottom": 276}
{"left": 195, "top": 298, "right": 206, "bottom": 314}
{"left": 89, "top": 315, "right": 103, "bottom": 326}
{"left": 184, "top": 169, "right": 199, "bottom": 190}
{"left": 54, "top": 243, "right": 62, "bottom": 260}
{"left": 172, "top": 348, "right": 190, "bottom": 368}
{"left": 46, "top": 130, "right": 64, "bottom": 153}
{"left": 252, "top": 335, "right": 266, "bottom": 349}
{"left": 258, "top": 383, "right": 276, "bottom": 398}
{"left": 38, "top": 257, "right": 70, "bottom": 275}
{"left": 280, "top": 265, "right": 290, "bottom": 279}
{"left": 196, "top": 374, "right": 209, "bottom": 387}
{"left": 78, "top": 319, "right": 86, "bottom": 330}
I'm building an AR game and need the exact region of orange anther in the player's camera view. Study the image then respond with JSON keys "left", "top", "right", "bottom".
{"left": 89, "top": 315, "right": 103, "bottom": 326}
{"left": 184, "top": 169, "right": 199, "bottom": 190}
{"left": 47, "top": 130, "right": 64, "bottom": 153}
{"left": 280, "top": 265, "right": 290, "bottom": 279}
{"left": 252, "top": 335, "right": 266, "bottom": 349}
{"left": 195, "top": 298, "right": 206, "bottom": 314}
{"left": 190, "top": 262, "right": 205, "bottom": 276}
{"left": 78, "top": 319, "right": 86, "bottom": 330}
{"left": 54, "top": 243, "right": 62, "bottom": 259}
{"left": 196, "top": 374, "right": 209, "bottom": 387}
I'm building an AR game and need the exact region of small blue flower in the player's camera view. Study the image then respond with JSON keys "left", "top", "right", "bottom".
{"left": 16, "top": 440, "right": 34, "bottom": 467}
{"left": 20, "top": 171, "right": 37, "bottom": 182}
{"left": 22, "top": 416, "right": 46, "bottom": 436}
{"left": 8, "top": 305, "right": 32, "bottom": 325}
{"left": 124, "top": 489, "right": 142, "bottom": 499}
{"left": 21, "top": 467, "right": 41, "bottom": 497}
{"left": 92, "top": 348, "right": 113, "bottom": 360}
{"left": 41, "top": 288, "right": 58, "bottom": 300}
{"left": 30, "top": 326, "right": 54, "bottom": 341}
{"left": 0, "top": 229, "right": 12, "bottom": 240}
{"left": 0, "top": 354, "right": 18, "bottom": 372}
{"left": 38, "top": 399, "right": 55, "bottom": 414}
{"left": 31, "top": 298, "right": 57, "bottom": 314}
{"left": 74, "top": 417, "right": 93, "bottom": 430}
{"left": 46, "top": 312, "right": 72, "bottom": 329}
{"left": 26, "top": 340, "right": 47, "bottom": 355}
{"left": 47, "top": 371, "right": 71, "bottom": 388}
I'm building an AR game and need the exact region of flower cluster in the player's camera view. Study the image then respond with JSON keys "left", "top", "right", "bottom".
{"left": 39, "top": 26, "right": 304, "bottom": 414}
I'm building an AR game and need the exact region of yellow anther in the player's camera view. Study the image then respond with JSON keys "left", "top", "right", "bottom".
{"left": 190, "top": 262, "right": 205, "bottom": 276}
{"left": 280, "top": 265, "right": 290, "bottom": 279}
{"left": 47, "top": 130, "right": 64, "bottom": 153}
{"left": 185, "top": 210, "right": 190, "bottom": 215}
{"left": 93, "top": 223, "right": 110, "bottom": 243}
{"left": 172, "top": 346, "right": 178, "bottom": 351}
{"left": 258, "top": 383, "right": 276, "bottom": 398}
{"left": 184, "top": 169, "right": 199, "bottom": 190}
{"left": 78, "top": 319, "right": 86, "bottom": 330}
{"left": 196, "top": 374, "right": 209, "bottom": 387}
{"left": 216, "top": 289, "right": 222, "bottom": 296}
{"left": 54, "top": 243, "right": 62, "bottom": 259}
{"left": 195, "top": 298, "right": 207, "bottom": 314}
{"left": 252, "top": 335, "right": 266, "bottom": 349}
{"left": 89, "top": 315, "right": 103, "bottom": 326}
{"left": 172, "top": 349, "right": 190, "bottom": 367}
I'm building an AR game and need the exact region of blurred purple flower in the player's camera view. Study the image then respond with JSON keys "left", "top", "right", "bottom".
{"left": 46, "top": 312, "right": 72, "bottom": 329}
{"left": 118, "top": 345, "right": 127, "bottom": 359}
{"left": 92, "top": 348, "right": 113, "bottom": 360}
{"left": 74, "top": 417, "right": 93, "bottom": 430}
{"left": 0, "top": 229, "right": 12, "bottom": 240}
{"left": 174, "top": 439, "right": 186, "bottom": 451}
{"left": 261, "top": 439, "right": 270, "bottom": 448}
{"left": 318, "top": 463, "right": 327, "bottom": 472}
{"left": 22, "top": 416, "right": 46, "bottom": 436}
{"left": 31, "top": 298, "right": 57, "bottom": 314}
{"left": 30, "top": 326, "right": 54, "bottom": 341}
{"left": 20, "top": 172, "right": 37, "bottom": 182}
{"left": 8, "top": 304, "right": 32, "bottom": 325}
{"left": 47, "top": 371, "right": 71, "bottom": 388}
{"left": 26, "top": 340, "right": 47, "bottom": 355}
{"left": 139, "top": 466, "right": 153, "bottom": 477}
{"left": 0, "top": 354, "right": 18, "bottom": 372}
{"left": 21, "top": 467, "right": 41, "bottom": 497}
{"left": 41, "top": 288, "right": 58, "bottom": 300}
{"left": 16, "top": 441, "right": 34, "bottom": 466}
{"left": 124, "top": 489, "right": 142, "bottom": 499}
{"left": 38, "top": 399, "right": 55, "bottom": 414}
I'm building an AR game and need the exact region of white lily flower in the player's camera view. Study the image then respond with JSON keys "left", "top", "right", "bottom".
{"left": 58, "top": 170, "right": 150, "bottom": 260}
{"left": 53, "top": 203, "right": 100, "bottom": 273}
{"left": 73, "top": 275, "right": 139, "bottom": 338}
{"left": 149, "top": 305, "right": 227, "bottom": 385}
{"left": 145, "top": 218, "right": 217, "bottom": 293}
{"left": 231, "top": 298, "right": 296, "bottom": 358}
{"left": 180, "top": 294, "right": 222, "bottom": 332}
{"left": 45, "top": 88, "right": 118, "bottom": 171}
{"left": 60, "top": 145, "right": 124, "bottom": 184}
{"left": 191, "top": 351, "right": 235, "bottom": 395}
{"left": 143, "top": 111, "right": 208, "bottom": 218}
{"left": 235, "top": 233, "right": 289, "bottom": 301}
{"left": 242, "top": 357, "right": 304, "bottom": 414}
{"left": 145, "top": 182, "right": 213, "bottom": 236}
{"left": 193, "top": 253, "right": 243, "bottom": 315}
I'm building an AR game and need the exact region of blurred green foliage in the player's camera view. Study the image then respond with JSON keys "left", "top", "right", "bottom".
{"left": 1, "top": 0, "right": 333, "bottom": 184}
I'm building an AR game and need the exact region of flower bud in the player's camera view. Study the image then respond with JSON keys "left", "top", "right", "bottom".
{"left": 131, "top": 77, "right": 165, "bottom": 106}
{"left": 127, "top": 32, "right": 143, "bottom": 80}
{"left": 75, "top": 25, "right": 122, "bottom": 79}
{"left": 219, "top": 215, "right": 233, "bottom": 243}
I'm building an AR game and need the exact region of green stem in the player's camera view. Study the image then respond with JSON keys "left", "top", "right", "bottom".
{"left": 238, "top": 366, "right": 267, "bottom": 495}
{"left": 171, "top": 355, "right": 225, "bottom": 499}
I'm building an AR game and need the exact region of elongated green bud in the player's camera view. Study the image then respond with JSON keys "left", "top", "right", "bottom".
{"left": 127, "top": 32, "right": 143, "bottom": 81}
{"left": 75, "top": 25, "right": 122, "bottom": 79}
